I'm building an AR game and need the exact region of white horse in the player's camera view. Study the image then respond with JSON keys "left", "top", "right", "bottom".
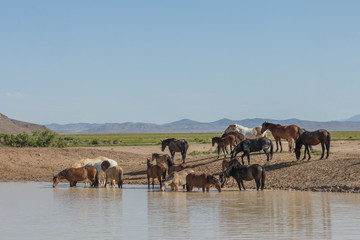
{"left": 224, "top": 124, "right": 266, "bottom": 139}
{"left": 72, "top": 157, "right": 118, "bottom": 186}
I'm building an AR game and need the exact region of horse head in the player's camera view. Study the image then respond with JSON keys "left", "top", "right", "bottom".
{"left": 53, "top": 175, "right": 59, "bottom": 188}
{"left": 211, "top": 137, "right": 217, "bottom": 146}
{"left": 161, "top": 140, "right": 167, "bottom": 151}
{"left": 208, "top": 175, "right": 221, "bottom": 192}
{"left": 261, "top": 122, "right": 269, "bottom": 133}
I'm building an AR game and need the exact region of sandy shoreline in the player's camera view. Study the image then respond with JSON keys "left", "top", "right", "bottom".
{"left": 1, "top": 141, "right": 359, "bottom": 193}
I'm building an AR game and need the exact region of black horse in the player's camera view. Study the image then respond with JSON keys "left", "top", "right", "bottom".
{"left": 161, "top": 138, "right": 189, "bottom": 163}
{"left": 219, "top": 164, "right": 265, "bottom": 191}
{"left": 295, "top": 129, "right": 331, "bottom": 160}
{"left": 230, "top": 137, "right": 273, "bottom": 165}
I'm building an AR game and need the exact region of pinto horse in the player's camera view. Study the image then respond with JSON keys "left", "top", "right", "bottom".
{"left": 295, "top": 129, "right": 331, "bottom": 160}
{"left": 230, "top": 137, "right": 273, "bottom": 165}
{"left": 225, "top": 124, "right": 265, "bottom": 139}
{"left": 219, "top": 164, "right": 265, "bottom": 191}
{"left": 53, "top": 166, "right": 99, "bottom": 188}
{"left": 212, "top": 135, "right": 236, "bottom": 159}
{"left": 261, "top": 122, "right": 300, "bottom": 153}
{"left": 161, "top": 138, "right": 189, "bottom": 163}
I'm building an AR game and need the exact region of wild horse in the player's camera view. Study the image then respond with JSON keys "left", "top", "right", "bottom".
{"left": 219, "top": 163, "right": 265, "bottom": 191}
{"left": 295, "top": 129, "right": 331, "bottom": 160}
{"left": 230, "top": 137, "right": 273, "bottom": 165}
{"left": 261, "top": 122, "right": 300, "bottom": 152}
{"left": 161, "top": 138, "right": 189, "bottom": 163}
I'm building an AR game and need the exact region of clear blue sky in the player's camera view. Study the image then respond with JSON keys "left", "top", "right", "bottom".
{"left": 1, "top": 1, "right": 359, "bottom": 124}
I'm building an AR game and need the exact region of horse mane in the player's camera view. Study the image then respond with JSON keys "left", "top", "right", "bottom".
{"left": 56, "top": 169, "right": 68, "bottom": 178}
{"left": 146, "top": 158, "right": 152, "bottom": 168}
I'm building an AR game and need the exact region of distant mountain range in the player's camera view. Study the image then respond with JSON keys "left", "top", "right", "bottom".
{"left": 0, "top": 113, "right": 47, "bottom": 134}
{"left": 1, "top": 112, "right": 360, "bottom": 134}
{"left": 46, "top": 116, "right": 360, "bottom": 133}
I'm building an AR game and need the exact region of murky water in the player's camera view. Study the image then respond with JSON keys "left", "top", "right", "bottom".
{"left": 0, "top": 182, "right": 360, "bottom": 240}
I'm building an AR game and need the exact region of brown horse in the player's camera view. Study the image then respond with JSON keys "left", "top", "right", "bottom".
{"left": 167, "top": 158, "right": 187, "bottom": 175}
{"left": 221, "top": 131, "right": 244, "bottom": 145}
{"left": 105, "top": 165, "right": 124, "bottom": 188}
{"left": 261, "top": 122, "right": 300, "bottom": 152}
{"left": 186, "top": 172, "right": 221, "bottom": 192}
{"left": 53, "top": 165, "right": 99, "bottom": 188}
{"left": 295, "top": 129, "right": 331, "bottom": 160}
{"left": 220, "top": 164, "right": 265, "bottom": 191}
{"left": 147, "top": 158, "right": 167, "bottom": 189}
{"left": 161, "top": 138, "right": 189, "bottom": 163}
{"left": 151, "top": 153, "right": 171, "bottom": 166}
{"left": 212, "top": 135, "right": 236, "bottom": 159}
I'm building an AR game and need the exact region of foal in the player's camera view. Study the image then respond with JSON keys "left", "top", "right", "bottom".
{"left": 147, "top": 158, "right": 167, "bottom": 189}
{"left": 212, "top": 135, "right": 236, "bottom": 159}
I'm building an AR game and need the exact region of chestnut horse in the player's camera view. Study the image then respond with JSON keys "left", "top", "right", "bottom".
{"left": 261, "top": 122, "right": 300, "bottom": 152}
{"left": 53, "top": 165, "right": 99, "bottom": 188}
{"left": 147, "top": 158, "right": 167, "bottom": 189}
{"left": 186, "top": 172, "right": 221, "bottom": 192}
{"left": 212, "top": 135, "right": 236, "bottom": 159}
{"left": 295, "top": 129, "right": 331, "bottom": 160}
{"left": 161, "top": 138, "right": 189, "bottom": 163}
{"left": 219, "top": 164, "right": 265, "bottom": 191}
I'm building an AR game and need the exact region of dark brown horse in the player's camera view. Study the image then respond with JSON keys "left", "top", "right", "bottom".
{"left": 221, "top": 131, "right": 244, "bottom": 145}
{"left": 212, "top": 135, "right": 236, "bottom": 159}
{"left": 53, "top": 165, "right": 99, "bottom": 188}
{"left": 161, "top": 138, "right": 189, "bottom": 163}
{"left": 261, "top": 122, "right": 300, "bottom": 152}
{"left": 186, "top": 172, "right": 221, "bottom": 192}
{"left": 147, "top": 158, "right": 167, "bottom": 189}
{"left": 220, "top": 164, "right": 265, "bottom": 191}
{"left": 295, "top": 129, "right": 331, "bottom": 160}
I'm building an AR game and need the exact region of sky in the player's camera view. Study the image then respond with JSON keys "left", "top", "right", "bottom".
{"left": 1, "top": 1, "right": 360, "bottom": 124}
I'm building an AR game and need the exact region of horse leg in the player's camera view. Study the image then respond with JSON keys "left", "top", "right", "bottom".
{"left": 246, "top": 152, "right": 250, "bottom": 165}
{"left": 263, "top": 149, "right": 270, "bottom": 165}
{"left": 275, "top": 139, "right": 279, "bottom": 152}
{"left": 320, "top": 142, "right": 325, "bottom": 159}
{"left": 181, "top": 151, "right": 186, "bottom": 163}
{"left": 241, "top": 153, "right": 246, "bottom": 165}
{"left": 255, "top": 179, "right": 260, "bottom": 191}
{"left": 279, "top": 140, "right": 283, "bottom": 153}
{"left": 158, "top": 177, "right": 162, "bottom": 189}
{"left": 147, "top": 177, "right": 150, "bottom": 189}
{"left": 306, "top": 145, "right": 311, "bottom": 160}
{"left": 241, "top": 180, "right": 246, "bottom": 190}
{"left": 236, "top": 179, "right": 242, "bottom": 191}
{"left": 223, "top": 147, "right": 228, "bottom": 159}
{"left": 217, "top": 146, "right": 220, "bottom": 159}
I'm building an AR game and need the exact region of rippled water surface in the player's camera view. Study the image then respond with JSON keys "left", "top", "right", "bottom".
{"left": 1, "top": 182, "right": 360, "bottom": 239}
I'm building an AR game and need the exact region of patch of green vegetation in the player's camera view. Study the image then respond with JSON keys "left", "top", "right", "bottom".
{"left": 188, "top": 149, "right": 214, "bottom": 156}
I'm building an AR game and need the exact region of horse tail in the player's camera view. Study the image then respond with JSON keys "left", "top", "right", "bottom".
{"left": 186, "top": 183, "right": 190, "bottom": 192}
{"left": 182, "top": 141, "right": 188, "bottom": 163}
{"left": 92, "top": 170, "right": 99, "bottom": 188}
{"left": 326, "top": 131, "right": 331, "bottom": 152}
{"left": 270, "top": 140, "right": 274, "bottom": 160}
{"left": 261, "top": 168, "right": 266, "bottom": 190}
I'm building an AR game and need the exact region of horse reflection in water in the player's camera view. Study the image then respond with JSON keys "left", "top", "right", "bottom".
{"left": 220, "top": 164, "right": 265, "bottom": 191}
{"left": 53, "top": 166, "right": 99, "bottom": 188}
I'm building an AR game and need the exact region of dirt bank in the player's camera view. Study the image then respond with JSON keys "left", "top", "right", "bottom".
{"left": 0, "top": 141, "right": 359, "bottom": 192}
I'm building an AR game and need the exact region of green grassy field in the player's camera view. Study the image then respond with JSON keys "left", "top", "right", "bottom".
{"left": 60, "top": 131, "right": 360, "bottom": 147}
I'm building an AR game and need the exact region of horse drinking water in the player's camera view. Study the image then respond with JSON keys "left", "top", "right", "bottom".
{"left": 230, "top": 137, "right": 273, "bottom": 165}
{"left": 161, "top": 138, "right": 189, "bottom": 163}
{"left": 53, "top": 166, "right": 99, "bottom": 188}
{"left": 295, "top": 129, "right": 331, "bottom": 160}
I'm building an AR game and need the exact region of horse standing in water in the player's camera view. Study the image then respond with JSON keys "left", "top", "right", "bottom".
{"left": 53, "top": 166, "right": 99, "bottom": 188}
{"left": 161, "top": 138, "right": 189, "bottom": 163}
{"left": 219, "top": 164, "right": 265, "bottom": 191}
{"left": 230, "top": 137, "right": 273, "bottom": 165}
{"left": 261, "top": 122, "right": 300, "bottom": 152}
{"left": 295, "top": 129, "right": 331, "bottom": 160}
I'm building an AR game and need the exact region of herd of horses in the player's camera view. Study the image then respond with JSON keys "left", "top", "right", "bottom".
{"left": 53, "top": 122, "right": 331, "bottom": 192}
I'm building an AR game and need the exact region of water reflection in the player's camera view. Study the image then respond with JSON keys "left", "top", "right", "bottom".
{"left": 0, "top": 183, "right": 360, "bottom": 240}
